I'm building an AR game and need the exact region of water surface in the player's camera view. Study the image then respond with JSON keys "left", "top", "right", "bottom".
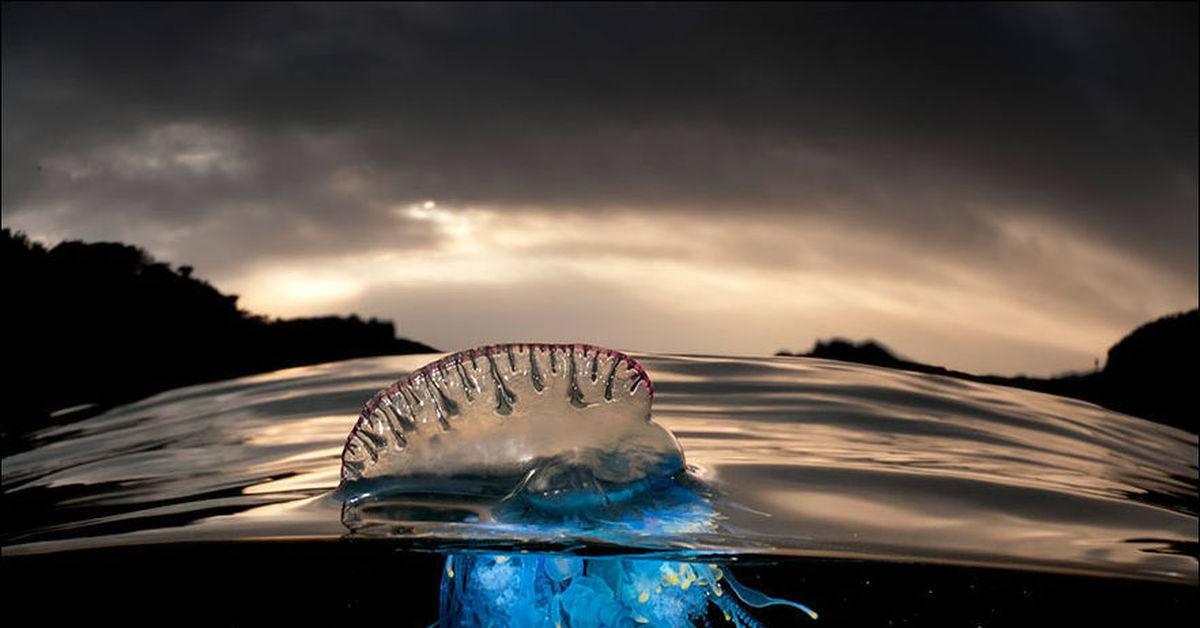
{"left": 4, "top": 352, "right": 1194, "bottom": 589}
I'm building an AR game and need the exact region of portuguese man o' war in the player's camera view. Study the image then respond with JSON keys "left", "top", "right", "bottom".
{"left": 338, "top": 343, "right": 817, "bottom": 626}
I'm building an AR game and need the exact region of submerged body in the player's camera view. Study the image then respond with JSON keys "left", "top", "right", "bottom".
{"left": 441, "top": 554, "right": 817, "bottom": 628}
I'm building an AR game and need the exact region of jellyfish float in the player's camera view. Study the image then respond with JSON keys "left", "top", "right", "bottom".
{"left": 339, "top": 343, "right": 817, "bottom": 627}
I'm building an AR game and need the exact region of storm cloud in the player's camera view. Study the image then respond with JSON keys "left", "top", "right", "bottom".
{"left": 3, "top": 3, "right": 1196, "bottom": 374}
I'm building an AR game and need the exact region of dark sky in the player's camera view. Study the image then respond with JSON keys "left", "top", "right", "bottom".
{"left": 3, "top": 3, "right": 1196, "bottom": 374}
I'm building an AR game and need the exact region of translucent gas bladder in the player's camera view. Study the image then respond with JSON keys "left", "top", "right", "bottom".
{"left": 340, "top": 343, "right": 684, "bottom": 509}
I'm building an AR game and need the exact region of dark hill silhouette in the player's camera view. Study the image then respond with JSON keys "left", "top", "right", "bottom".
{"left": 778, "top": 309, "right": 1199, "bottom": 434}
{"left": 2, "top": 228, "right": 435, "bottom": 449}
{"left": 1096, "top": 310, "right": 1196, "bottom": 428}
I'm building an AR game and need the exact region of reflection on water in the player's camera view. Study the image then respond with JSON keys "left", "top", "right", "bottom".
{"left": 3, "top": 353, "right": 1196, "bottom": 586}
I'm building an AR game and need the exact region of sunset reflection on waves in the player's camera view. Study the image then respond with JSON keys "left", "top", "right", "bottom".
{"left": 654, "top": 356, "right": 1193, "bottom": 506}
{"left": 4, "top": 353, "right": 1196, "bottom": 584}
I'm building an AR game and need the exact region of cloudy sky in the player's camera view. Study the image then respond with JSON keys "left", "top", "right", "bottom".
{"left": 3, "top": 3, "right": 1196, "bottom": 375}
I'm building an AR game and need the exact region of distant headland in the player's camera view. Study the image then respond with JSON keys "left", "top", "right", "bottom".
{"left": 778, "top": 309, "right": 1198, "bottom": 434}
{"left": 2, "top": 228, "right": 436, "bottom": 448}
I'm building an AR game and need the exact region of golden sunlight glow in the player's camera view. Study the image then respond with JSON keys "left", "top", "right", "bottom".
{"left": 240, "top": 271, "right": 366, "bottom": 314}
{"left": 224, "top": 203, "right": 1197, "bottom": 375}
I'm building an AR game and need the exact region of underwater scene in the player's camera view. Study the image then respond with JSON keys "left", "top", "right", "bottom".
{"left": 3, "top": 347, "right": 1196, "bottom": 626}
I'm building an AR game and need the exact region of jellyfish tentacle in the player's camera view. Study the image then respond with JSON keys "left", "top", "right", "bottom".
{"left": 723, "top": 569, "right": 819, "bottom": 620}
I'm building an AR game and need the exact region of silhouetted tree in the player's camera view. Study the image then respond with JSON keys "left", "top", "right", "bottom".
{"left": 2, "top": 228, "right": 436, "bottom": 449}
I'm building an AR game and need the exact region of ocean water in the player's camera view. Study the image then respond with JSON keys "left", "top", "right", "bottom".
{"left": 3, "top": 353, "right": 1196, "bottom": 626}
